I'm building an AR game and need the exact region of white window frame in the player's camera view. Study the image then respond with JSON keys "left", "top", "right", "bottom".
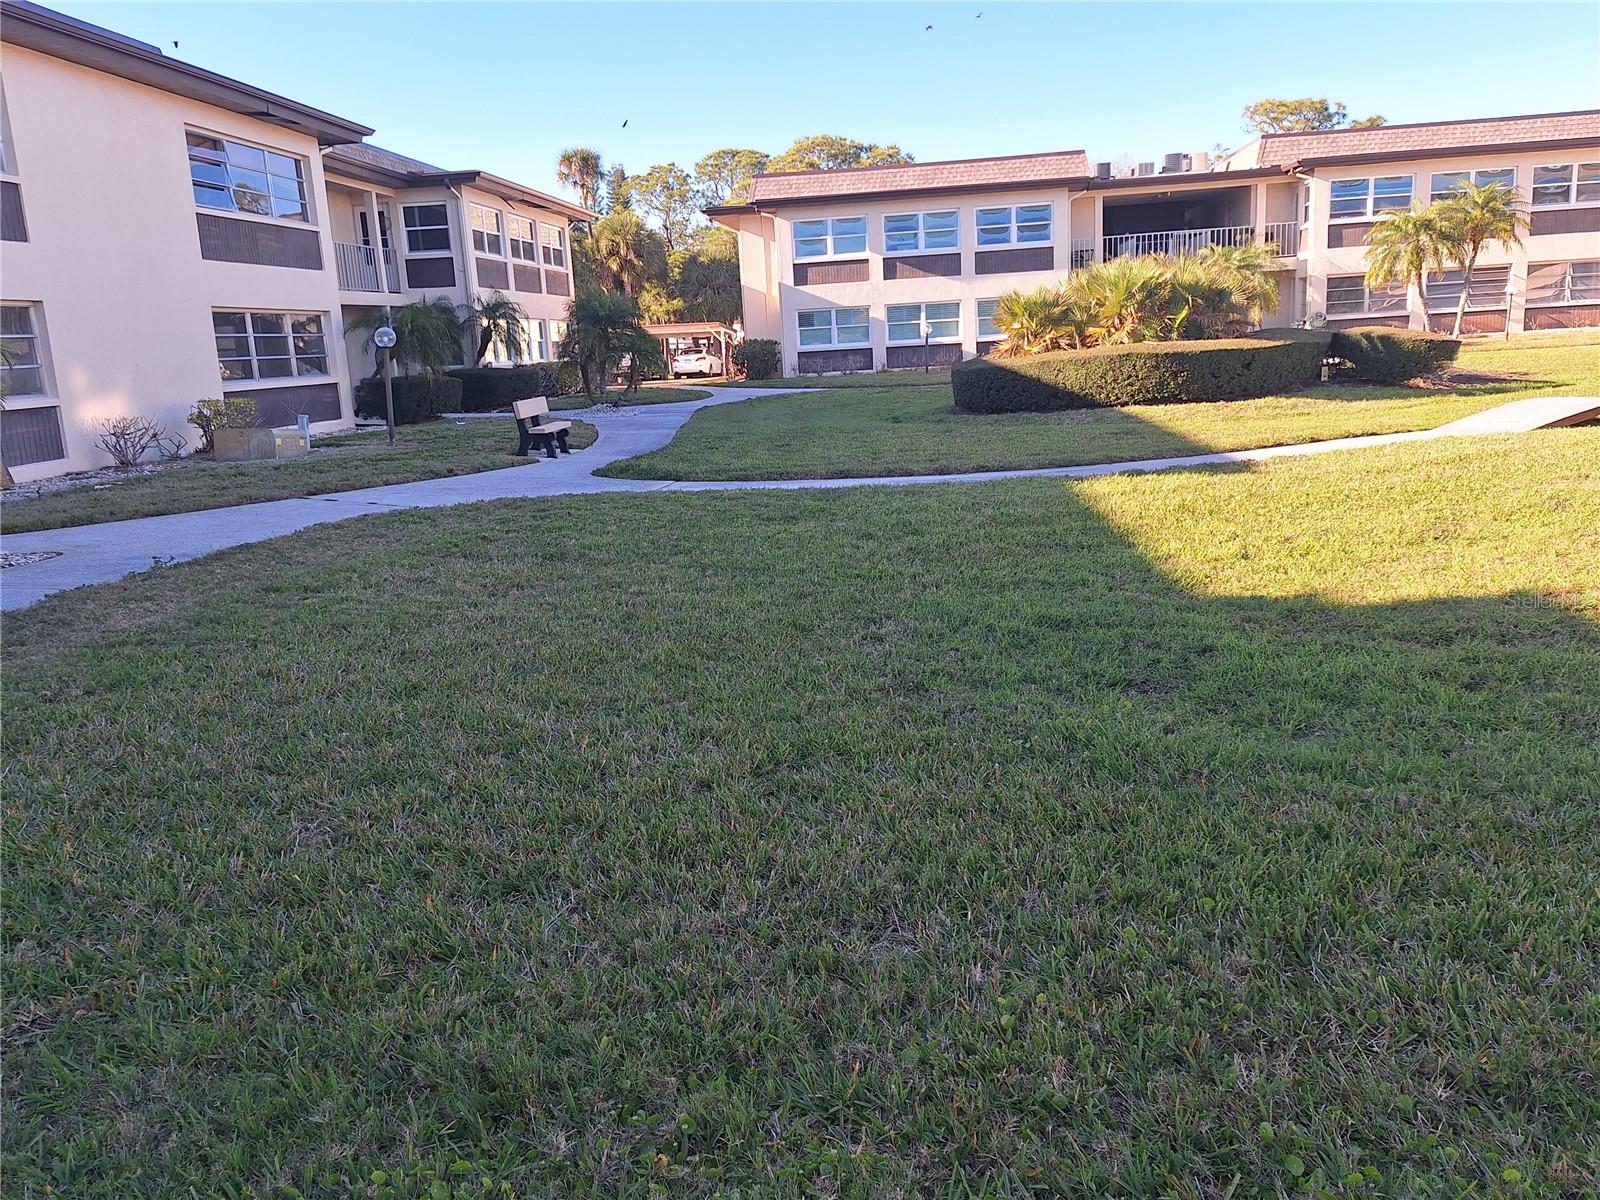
{"left": 792, "top": 216, "right": 868, "bottom": 259}
{"left": 1527, "top": 260, "right": 1600, "bottom": 306}
{"left": 539, "top": 222, "right": 567, "bottom": 269}
{"left": 1532, "top": 163, "right": 1600, "bottom": 208}
{"left": 213, "top": 310, "right": 332, "bottom": 384}
{"left": 187, "top": 128, "right": 311, "bottom": 225}
{"left": 882, "top": 210, "right": 959, "bottom": 255}
{"left": 1325, "top": 275, "right": 1406, "bottom": 317}
{"left": 469, "top": 203, "right": 504, "bottom": 256}
{"left": 797, "top": 307, "right": 869, "bottom": 349}
{"left": 402, "top": 203, "right": 452, "bottom": 257}
{"left": 1, "top": 302, "right": 51, "bottom": 398}
{"left": 1429, "top": 167, "right": 1517, "bottom": 204}
{"left": 507, "top": 214, "right": 539, "bottom": 263}
{"left": 886, "top": 301, "right": 960, "bottom": 344}
{"left": 1424, "top": 266, "right": 1512, "bottom": 313}
{"left": 976, "top": 298, "right": 1004, "bottom": 341}
{"left": 974, "top": 203, "right": 1052, "bottom": 247}
{"left": 1328, "top": 175, "right": 1413, "bottom": 221}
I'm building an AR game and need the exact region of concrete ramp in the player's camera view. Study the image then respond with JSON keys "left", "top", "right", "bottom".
{"left": 1435, "top": 395, "right": 1600, "bottom": 435}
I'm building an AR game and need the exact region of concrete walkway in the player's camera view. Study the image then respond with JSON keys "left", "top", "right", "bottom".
{"left": 3, "top": 387, "right": 1596, "bottom": 611}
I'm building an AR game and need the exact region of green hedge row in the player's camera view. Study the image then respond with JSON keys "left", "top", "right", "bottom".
{"left": 355, "top": 375, "right": 462, "bottom": 424}
{"left": 732, "top": 339, "right": 780, "bottom": 381}
{"left": 1328, "top": 327, "right": 1461, "bottom": 384}
{"left": 951, "top": 330, "right": 1332, "bottom": 413}
{"left": 447, "top": 363, "right": 585, "bottom": 411}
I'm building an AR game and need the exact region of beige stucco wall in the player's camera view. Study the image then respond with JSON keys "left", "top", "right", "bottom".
{"left": 0, "top": 45, "right": 354, "bottom": 481}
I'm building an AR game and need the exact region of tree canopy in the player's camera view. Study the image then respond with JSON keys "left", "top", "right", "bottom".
{"left": 765, "top": 134, "right": 913, "bottom": 173}
{"left": 694, "top": 148, "right": 770, "bottom": 207}
{"left": 1241, "top": 98, "right": 1386, "bottom": 133}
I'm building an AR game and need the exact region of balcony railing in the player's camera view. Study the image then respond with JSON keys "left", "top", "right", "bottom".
{"left": 335, "top": 241, "right": 401, "bottom": 293}
{"left": 1070, "top": 238, "right": 1095, "bottom": 269}
{"left": 1263, "top": 221, "right": 1300, "bottom": 256}
{"left": 1102, "top": 225, "right": 1255, "bottom": 260}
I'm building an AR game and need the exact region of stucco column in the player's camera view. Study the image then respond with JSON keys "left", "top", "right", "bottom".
{"left": 364, "top": 189, "right": 393, "bottom": 293}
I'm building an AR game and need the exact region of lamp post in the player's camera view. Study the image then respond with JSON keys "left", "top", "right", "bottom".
{"left": 373, "top": 319, "right": 397, "bottom": 446}
{"left": 921, "top": 319, "right": 933, "bottom": 373}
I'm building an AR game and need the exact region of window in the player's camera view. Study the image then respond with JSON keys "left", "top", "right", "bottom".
{"left": 977, "top": 298, "right": 1004, "bottom": 341}
{"left": 1326, "top": 275, "right": 1406, "bottom": 316}
{"left": 188, "top": 131, "right": 307, "bottom": 222}
{"left": 403, "top": 204, "right": 451, "bottom": 254}
{"left": 470, "top": 204, "right": 503, "bottom": 255}
{"left": 1528, "top": 261, "right": 1600, "bottom": 305}
{"left": 1533, "top": 163, "right": 1600, "bottom": 206}
{"left": 797, "top": 307, "right": 869, "bottom": 347}
{"left": 887, "top": 301, "right": 960, "bottom": 343}
{"left": 1328, "top": 175, "right": 1413, "bottom": 219}
{"left": 549, "top": 319, "right": 568, "bottom": 351}
{"left": 539, "top": 222, "right": 567, "bottom": 268}
{"left": 1, "top": 303, "right": 46, "bottom": 394}
{"left": 883, "top": 210, "right": 958, "bottom": 253}
{"left": 1430, "top": 167, "right": 1516, "bottom": 202}
{"left": 508, "top": 215, "right": 538, "bottom": 262}
{"left": 357, "top": 209, "right": 391, "bottom": 250}
{"left": 975, "top": 204, "right": 1051, "bottom": 246}
{"left": 1425, "top": 266, "right": 1511, "bottom": 312}
{"left": 214, "top": 311, "right": 329, "bottom": 381}
{"left": 793, "top": 216, "right": 867, "bottom": 258}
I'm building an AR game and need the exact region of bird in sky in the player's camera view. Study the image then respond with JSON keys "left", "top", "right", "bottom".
{"left": 621, "top": 119, "right": 629, "bottom": 128}
{"left": 925, "top": 23, "right": 933, "bottom": 30}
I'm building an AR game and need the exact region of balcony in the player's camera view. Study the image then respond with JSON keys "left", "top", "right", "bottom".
{"left": 1102, "top": 224, "right": 1255, "bottom": 260}
{"left": 335, "top": 241, "right": 401, "bottom": 293}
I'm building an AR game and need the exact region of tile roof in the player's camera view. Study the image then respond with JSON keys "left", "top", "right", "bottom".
{"left": 746, "top": 150, "right": 1091, "bottom": 205}
{"left": 1250, "top": 110, "right": 1600, "bottom": 166}
{"left": 323, "top": 142, "right": 447, "bottom": 177}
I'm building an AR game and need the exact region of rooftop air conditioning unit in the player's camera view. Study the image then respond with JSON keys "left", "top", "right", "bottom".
{"left": 1161, "top": 152, "right": 1185, "bottom": 174}
{"left": 1136, "top": 162, "right": 1155, "bottom": 176}
{"left": 1095, "top": 161, "right": 1112, "bottom": 180}
{"left": 1191, "top": 151, "right": 1211, "bottom": 172}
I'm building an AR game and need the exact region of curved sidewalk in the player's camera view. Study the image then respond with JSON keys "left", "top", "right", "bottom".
{"left": 3, "top": 388, "right": 1596, "bottom": 611}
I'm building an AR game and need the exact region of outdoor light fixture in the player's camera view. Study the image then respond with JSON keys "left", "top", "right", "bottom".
{"left": 373, "top": 320, "right": 398, "bottom": 445}
{"left": 921, "top": 319, "right": 933, "bottom": 373}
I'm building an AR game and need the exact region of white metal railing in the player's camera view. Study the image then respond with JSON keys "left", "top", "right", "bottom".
{"left": 1263, "top": 222, "right": 1300, "bottom": 256}
{"left": 335, "top": 241, "right": 384, "bottom": 292}
{"left": 1070, "top": 238, "right": 1095, "bottom": 269}
{"left": 1102, "top": 225, "right": 1255, "bottom": 260}
{"left": 382, "top": 248, "right": 401, "bottom": 293}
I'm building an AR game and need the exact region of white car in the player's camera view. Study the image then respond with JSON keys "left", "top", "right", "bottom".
{"left": 670, "top": 348, "right": 723, "bottom": 377}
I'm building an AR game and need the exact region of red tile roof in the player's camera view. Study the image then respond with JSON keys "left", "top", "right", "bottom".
{"left": 745, "top": 150, "right": 1090, "bottom": 205}
{"left": 1250, "top": 110, "right": 1600, "bottom": 167}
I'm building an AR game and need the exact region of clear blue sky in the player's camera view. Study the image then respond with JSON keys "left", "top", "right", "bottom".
{"left": 53, "top": 1, "right": 1600, "bottom": 196}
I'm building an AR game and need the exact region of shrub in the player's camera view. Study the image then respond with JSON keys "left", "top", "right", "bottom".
{"left": 951, "top": 330, "right": 1331, "bottom": 413}
{"left": 92, "top": 415, "right": 167, "bottom": 467}
{"left": 448, "top": 365, "right": 562, "bottom": 412}
{"left": 188, "top": 395, "right": 258, "bottom": 454}
{"left": 355, "top": 375, "right": 462, "bottom": 424}
{"left": 732, "top": 339, "right": 780, "bottom": 381}
{"left": 555, "top": 362, "right": 584, "bottom": 396}
{"left": 1329, "top": 327, "right": 1461, "bottom": 384}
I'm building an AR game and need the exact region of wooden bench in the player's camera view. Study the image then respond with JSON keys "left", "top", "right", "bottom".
{"left": 512, "top": 397, "right": 574, "bottom": 459}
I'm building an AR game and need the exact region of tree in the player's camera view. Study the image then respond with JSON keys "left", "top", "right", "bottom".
{"left": 673, "top": 250, "right": 741, "bottom": 325}
{"left": 1241, "top": 98, "right": 1386, "bottom": 133}
{"left": 347, "top": 298, "right": 463, "bottom": 376}
{"left": 466, "top": 292, "right": 529, "bottom": 364}
{"left": 990, "top": 287, "right": 1081, "bottom": 356}
{"left": 694, "top": 148, "right": 769, "bottom": 207}
{"left": 604, "top": 164, "right": 631, "bottom": 213}
{"left": 765, "top": 135, "right": 913, "bottom": 173}
{"left": 627, "top": 163, "right": 697, "bottom": 252}
{"left": 560, "top": 292, "right": 651, "bottom": 397}
{"left": 556, "top": 147, "right": 603, "bottom": 212}
{"left": 1433, "top": 181, "right": 1528, "bottom": 337}
{"left": 589, "top": 210, "right": 667, "bottom": 297}
{"left": 1364, "top": 209, "right": 1457, "bottom": 329}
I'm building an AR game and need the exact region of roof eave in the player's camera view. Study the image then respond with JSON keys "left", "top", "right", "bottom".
{"left": 744, "top": 175, "right": 1094, "bottom": 209}
{"left": 1287, "top": 134, "right": 1600, "bottom": 169}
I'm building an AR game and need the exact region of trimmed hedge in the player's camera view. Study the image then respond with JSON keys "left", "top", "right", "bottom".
{"left": 355, "top": 375, "right": 462, "bottom": 424}
{"left": 1329, "top": 327, "right": 1460, "bottom": 384}
{"left": 732, "top": 339, "right": 780, "bottom": 381}
{"left": 951, "top": 330, "right": 1332, "bottom": 413}
{"left": 448, "top": 365, "right": 562, "bottom": 412}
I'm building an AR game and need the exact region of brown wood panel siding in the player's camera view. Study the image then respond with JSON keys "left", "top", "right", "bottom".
{"left": 405, "top": 257, "right": 456, "bottom": 289}
{"left": 1530, "top": 206, "right": 1600, "bottom": 237}
{"left": 512, "top": 263, "right": 543, "bottom": 294}
{"left": 793, "top": 259, "right": 870, "bottom": 285}
{"left": 796, "top": 347, "right": 873, "bottom": 374}
{"left": 475, "top": 257, "right": 510, "bottom": 290}
{"left": 225, "top": 382, "right": 341, "bottom": 426}
{"left": 1427, "top": 310, "right": 1507, "bottom": 334}
{"left": 1326, "top": 222, "right": 1376, "bottom": 249}
{"left": 1326, "top": 315, "right": 1408, "bottom": 329}
{"left": 975, "top": 246, "right": 1054, "bottom": 275}
{"left": 1, "top": 181, "right": 27, "bottom": 242}
{"left": 544, "top": 270, "right": 572, "bottom": 297}
{"left": 196, "top": 213, "right": 323, "bottom": 270}
{"left": 882, "top": 253, "right": 961, "bottom": 280}
{"left": 885, "top": 343, "right": 965, "bottom": 370}
{"left": 1524, "top": 303, "right": 1600, "bottom": 330}
{"left": 976, "top": 339, "right": 1004, "bottom": 357}
{"left": 0, "top": 405, "right": 65, "bottom": 466}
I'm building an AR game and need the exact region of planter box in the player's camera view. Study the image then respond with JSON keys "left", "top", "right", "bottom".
{"left": 212, "top": 427, "right": 277, "bottom": 462}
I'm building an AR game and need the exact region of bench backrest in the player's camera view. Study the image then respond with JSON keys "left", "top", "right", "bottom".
{"left": 512, "top": 397, "right": 550, "bottom": 421}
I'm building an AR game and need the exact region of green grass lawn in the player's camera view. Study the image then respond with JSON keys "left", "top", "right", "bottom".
{"left": 551, "top": 386, "right": 711, "bottom": 410}
{"left": 602, "top": 336, "right": 1600, "bottom": 481}
{"left": 0, "top": 418, "right": 597, "bottom": 533}
{"left": 5, "top": 430, "right": 1597, "bottom": 1197}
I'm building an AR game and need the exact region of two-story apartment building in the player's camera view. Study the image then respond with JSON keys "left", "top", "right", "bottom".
{"left": 709, "top": 111, "right": 1600, "bottom": 375}
{"left": 0, "top": 2, "right": 593, "bottom": 483}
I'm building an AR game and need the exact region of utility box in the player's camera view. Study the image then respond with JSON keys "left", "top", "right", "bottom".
{"left": 212, "top": 427, "right": 277, "bottom": 462}
{"left": 273, "top": 427, "right": 310, "bottom": 458}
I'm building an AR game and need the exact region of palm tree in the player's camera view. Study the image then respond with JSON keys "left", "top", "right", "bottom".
{"left": 1364, "top": 209, "right": 1456, "bottom": 331}
{"left": 347, "top": 298, "right": 464, "bottom": 376}
{"left": 588, "top": 210, "right": 666, "bottom": 298}
{"left": 556, "top": 147, "right": 603, "bottom": 213}
{"left": 1064, "top": 256, "right": 1173, "bottom": 344}
{"left": 466, "top": 292, "right": 529, "bottom": 364}
{"left": 1433, "top": 181, "right": 1528, "bottom": 337}
{"left": 990, "top": 286, "right": 1080, "bottom": 356}
{"left": 560, "top": 292, "right": 650, "bottom": 398}
{"left": 1193, "top": 242, "right": 1282, "bottom": 330}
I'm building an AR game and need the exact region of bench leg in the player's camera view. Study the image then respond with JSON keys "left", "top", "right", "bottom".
{"left": 537, "top": 432, "right": 558, "bottom": 459}
{"left": 515, "top": 422, "right": 534, "bottom": 458}
{"left": 556, "top": 428, "right": 571, "bottom": 454}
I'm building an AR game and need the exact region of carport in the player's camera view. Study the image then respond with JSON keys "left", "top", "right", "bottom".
{"left": 645, "top": 322, "right": 739, "bottom": 379}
